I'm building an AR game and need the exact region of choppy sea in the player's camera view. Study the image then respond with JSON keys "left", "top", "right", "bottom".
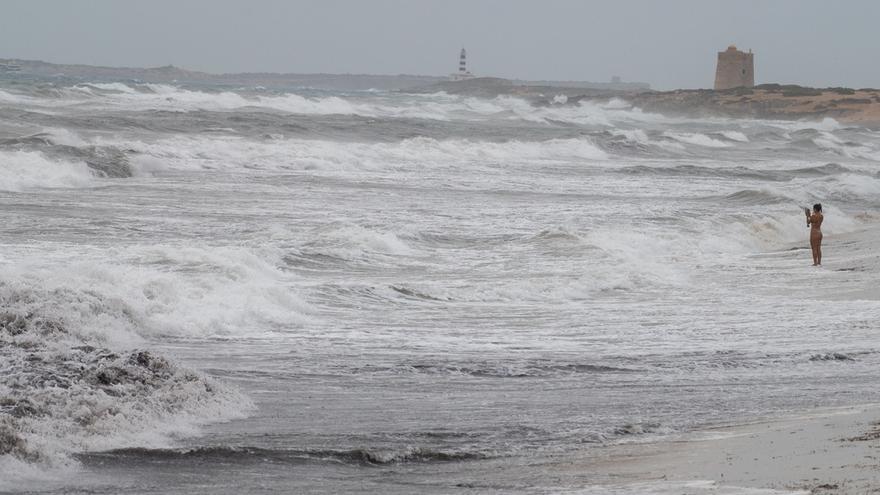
{"left": 1, "top": 77, "right": 879, "bottom": 494}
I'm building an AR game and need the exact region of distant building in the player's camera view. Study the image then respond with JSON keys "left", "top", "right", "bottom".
{"left": 611, "top": 75, "right": 621, "bottom": 84}
{"left": 714, "top": 45, "right": 754, "bottom": 90}
{"left": 449, "top": 48, "right": 474, "bottom": 81}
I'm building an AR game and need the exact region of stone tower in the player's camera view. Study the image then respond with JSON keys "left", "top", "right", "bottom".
{"left": 714, "top": 45, "right": 754, "bottom": 90}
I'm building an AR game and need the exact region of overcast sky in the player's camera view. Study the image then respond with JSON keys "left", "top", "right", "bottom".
{"left": 1, "top": 0, "right": 877, "bottom": 89}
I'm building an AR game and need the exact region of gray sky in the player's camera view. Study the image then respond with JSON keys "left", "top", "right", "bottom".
{"left": 1, "top": 0, "right": 877, "bottom": 90}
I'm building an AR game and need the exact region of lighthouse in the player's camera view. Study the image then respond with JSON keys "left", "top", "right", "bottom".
{"left": 449, "top": 47, "right": 474, "bottom": 81}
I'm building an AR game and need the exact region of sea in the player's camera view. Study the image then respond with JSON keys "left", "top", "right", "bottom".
{"left": 1, "top": 76, "right": 879, "bottom": 494}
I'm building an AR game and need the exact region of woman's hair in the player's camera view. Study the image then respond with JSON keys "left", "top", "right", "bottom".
{"left": 813, "top": 203, "right": 822, "bottom": 212}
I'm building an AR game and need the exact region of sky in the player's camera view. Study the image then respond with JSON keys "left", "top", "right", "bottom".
{"left": 0, "top": 0, "right": 877, "bottom": 90}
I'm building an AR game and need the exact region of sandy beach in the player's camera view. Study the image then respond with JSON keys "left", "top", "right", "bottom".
{"left": 572, "top": 406, "right": 880, "bottom": 494}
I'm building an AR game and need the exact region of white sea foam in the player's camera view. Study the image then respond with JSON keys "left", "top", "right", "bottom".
{"left": 0, "top": 276, "right": 256, "bottom": 474}
{"left": 0, "top": 88, "right": 39, "bottom": 105}
{"left": 721, "top": 130, "right": 749, "bottom": 142}
{"left": 611, "top": 129, "right": 685, "bottom": 150}
{"left": 812, "top": 131, "right": 878, "bottom": 159}
{"left": 42, "top": 127, "right": 90, "bottom": 147}
{"left": 101, "top": 135, "right": 608, "bottom": 172}
{"left": 129, "top": 154, "right": 169, "bottom": 175}
{"left": 799, "top": 173, "right": 880, "bottom": 204}
{"left": 664, "top": 132, "right": 731, "bottom": 148}
{"left": 788, "top": 117, "right": 843, "bottom": 132}
{"left": 12, "top": 82, "right": 679, "bottom": 126}
{"left": 0, "top": 243, "right": 302, "bottom": 472}
{"left": 82, "top": 82, "right": 139, "bottom": 93}
{"left": 0, "top": 150, "right": 95, "bottom": 191}
{"left": 295, "top": 223, "right": 418, "bottom": 265}
{"left": 5, "top": 244, "right": 313, "bottom": 339}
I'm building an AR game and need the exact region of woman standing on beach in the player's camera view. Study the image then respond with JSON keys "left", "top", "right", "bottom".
{"left": 805, "top": 203, "right": 823, "bottom": 266}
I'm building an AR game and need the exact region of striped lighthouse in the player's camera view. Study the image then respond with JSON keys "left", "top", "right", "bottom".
{"left": 450, "top": 47, "right": 474, "bottom": 81}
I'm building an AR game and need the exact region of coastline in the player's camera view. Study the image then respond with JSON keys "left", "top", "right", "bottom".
{"left": 573, "top": 405, "right": 880, "bottom": 494}
{"left": 5, "top": 58, "right": 880, "bottom": 125}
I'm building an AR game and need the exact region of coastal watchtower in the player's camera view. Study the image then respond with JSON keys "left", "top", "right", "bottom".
{"left": 714, "top": 45, "right": 754, "bottom": 90}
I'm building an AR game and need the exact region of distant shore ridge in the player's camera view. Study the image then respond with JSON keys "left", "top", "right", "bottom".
{"left": 3, "top": 58, "right": 879, "bottom": 124}
{"left": 0, "top": 57, "right": 648, "bottom": 92}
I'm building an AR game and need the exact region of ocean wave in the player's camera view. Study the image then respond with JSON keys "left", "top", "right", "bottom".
{"left": 388, "top": 285, "right": 449, "bottom": 302}
{"left": 0, "top": 88, "right": 44, "bottom": 106}
{"left": 529, "top": 226, "right": 585, "bottom": 243}
{"left": 809, "top": 352, "right": 856, "bottom": 362}
{"left": 778, "top": 117, "right": 843, "bottom": 132}
{"left": 349, "top": 360, "right": 637, "bottom": 378}
{"left": 106, "top": 135, "right": 608, "bottom": 172}
{"left": 617, "top": 164, "right": 773, "bottom": 180}
{"left": 605, "top": 129, "right": 686, "bottom": 154}
{"left": 788, "top": 162, "right": 853, "bottom": 176}
{"left": 1, "top": 130, "right": 134, "bottom": 179}
{"left": 5, "top": 245, "right": 313, "bottom": 339}
{"left": 78, "top": 445, "right": 489, "bottom": 466}
{"left": 459, "top": 96, "right": 667, "bottom": 126}
{"left": 0, "top": 150, "right": 96, "bottom": 191}
{"left": 799, "top": 173, "right": 880, "bottom": 204}
{"left": 5, "top": 82, "right": 673, "bottom": 126}
{"left": 289, "top": 223, "right": 417, "bottom": 266}
{"left": 722, "top": 189, "right": 792, "bottom": 205}
{"left": 662, "top": 132, "right": 731, "bottom": 148}
{"left": 0, "top": 282, "right": 252, "bottom": 472}
{"left": 719, "top": 130, "right": 749, "bottom": 142}
{"left": 811, "top": 131, "right": 879, "bottom": 159}
{"left": 610, "top": 422, "right": 669, "bottom": 437}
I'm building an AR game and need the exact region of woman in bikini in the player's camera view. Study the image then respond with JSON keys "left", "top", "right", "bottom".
{"left": 804, "top": 203, "right": 823, "bottom": 266}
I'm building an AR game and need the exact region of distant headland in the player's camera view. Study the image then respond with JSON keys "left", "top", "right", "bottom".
{"left": 0, "top": 57, "right": 647, "bottom": 92}
{"left": 3, "top": 58, "right": 879, "bottom": 124}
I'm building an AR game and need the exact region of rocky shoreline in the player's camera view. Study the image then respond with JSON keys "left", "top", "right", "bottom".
{"left": 625, "top": 84, "right": 880, "bottom": 124}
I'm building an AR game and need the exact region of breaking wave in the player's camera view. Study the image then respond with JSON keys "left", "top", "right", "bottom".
{"left": 349, "top": 360, "right": 636, "bottom": 378}
{"left": 722, "top": 189, "right": 792, "bottom": 205}
{"left": 6, "top": 245, "right": 313, "bottom": 339}
{"left": 79, "top": 445, "right": 489, "bottom": 466}
{"left": 663, "top": 132, "right": 731, "bottom": 148}
{"left": 719, "top": 130, "right": 749, "bottom": 142}
{"left": 0, "top": 130, "right": 135, "bottom": 181}
{"left": 289, "top": 223, "right": 417, "bottom": 265}
{"left": 0, "top": 243, "right": 313, "bottom": 476}
{"left": 2, "top": 82, "right": 673, "bottom": 126}
{"left": 0, "top": 281, "right": 253, "bottom": 473}
{"left": 0, "top": 150, "right": 96, "bottom": 191}
{"left": 100, "top": 135, "right": 608, "bottom": 172}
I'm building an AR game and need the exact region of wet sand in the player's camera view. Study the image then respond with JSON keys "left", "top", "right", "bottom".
{"left": 578, "top": 406, "right": 880, "bottom": 494}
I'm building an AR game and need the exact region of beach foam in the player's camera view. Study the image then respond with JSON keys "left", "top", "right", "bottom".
{"left": 0, "top": 150, "right": 95, "bottom": 191}
{"left": 0, "top": 280, "right": 254, "bottom": 476}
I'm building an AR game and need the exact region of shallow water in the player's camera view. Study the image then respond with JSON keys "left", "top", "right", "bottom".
{"left": 1, "top": 78, "right": 879, "bottom": 493}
